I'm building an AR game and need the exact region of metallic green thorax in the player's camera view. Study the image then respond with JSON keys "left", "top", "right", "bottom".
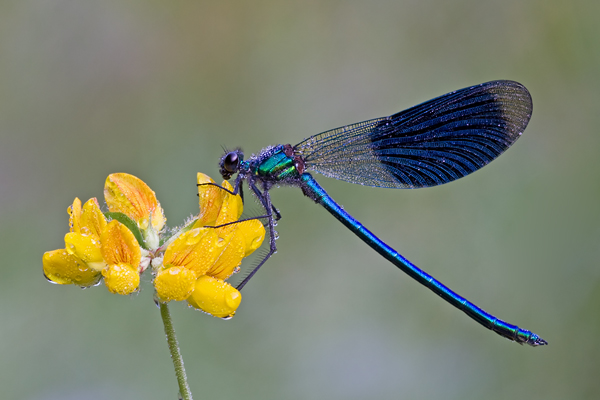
{"left": 252, "top": 145, "right": 300, "bottom": 181}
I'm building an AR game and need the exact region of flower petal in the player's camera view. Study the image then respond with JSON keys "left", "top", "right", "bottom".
{"left": 68, "top": 198, "right": 82, "bottom": 233}
{"left": 207, "top": 227, "right": 245, "bottom": 280}
{"left": 214, "top": 180, "right": 243, "bottom": 230}
{"left": 237, "top": 219, "right": 266, "bottom": 257}
{"left": 196, "top": 173, "right": 225, "bottom": 227}
{"left": 154, "top": 266, "right": 198, "bottom": 302}
{"left": 64, "top": 232, "right": 105, "bottom": 270}
{"left": 163, "top": 228, "right": 220, "bottom": 276}
{"left": 80, "top": 198, "right": 107, "bottom": 238}
{"left": 187, "top": 275, "right": 241, "bottom": 318}
{"left": 102, "top": 263, "right": 140, "bottom": 295}
{"left": 100, "top": 220, "right": 142, "bottom": 267}
{"left": 104, "top": 173, "right": 165, "bottom": 231}
{"left": 43, "top": 249, "right": 102, "bottom": 287}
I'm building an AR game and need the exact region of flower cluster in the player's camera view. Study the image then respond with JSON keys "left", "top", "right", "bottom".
{"left": 42, "top": 173, "right": 265, "bottom": 318}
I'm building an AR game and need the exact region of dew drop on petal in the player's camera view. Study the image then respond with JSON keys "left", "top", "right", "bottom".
{"left": 185, "top": 232, "right": 202, "bottom": 246}
{"left": 43, "top": 272, "right": 58, "bottom": 284}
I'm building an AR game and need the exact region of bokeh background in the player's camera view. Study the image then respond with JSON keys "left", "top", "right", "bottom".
{"left": 2, "top": 1, "right": 599, "bottom": 399}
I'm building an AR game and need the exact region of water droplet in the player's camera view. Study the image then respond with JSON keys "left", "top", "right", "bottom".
{"left": 220, "top": 315, "right": 233, "bottom": 321}
{"left": 43, "top": 272, "right": 57, "bottom": 284}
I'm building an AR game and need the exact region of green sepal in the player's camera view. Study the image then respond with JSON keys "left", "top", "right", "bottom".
{"left": 104, "top": 212, "right": 148, "bottom": 250}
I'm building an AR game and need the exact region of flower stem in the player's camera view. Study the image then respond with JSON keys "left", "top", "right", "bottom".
{"left": 160, "top": 302, "right": 194, "bottom": 400}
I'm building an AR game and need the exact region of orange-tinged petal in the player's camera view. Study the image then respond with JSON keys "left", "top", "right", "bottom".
{"left": 196, "top": 173, "right": 225, "bottom": 227}
{"left": 104, "top": 173, "right": 165, "bottom": 231}
{"left": 163, "top": 228, "right": 219, "bottom": 276}
{"left": 43, "top": 249, "right": 101, "bottom": 287}
{"left": 154, "top": 266, "right": 198, "bottom": 302}
{"left": 100, "top": 220, "right": 142, "bottom": 267}
{"left": 102, "top": 263, "right": 140, "bottom": 295}
{"left": 187, "top": 275, "right": 241, "bottom": 318}
{"left": 68, "top": 198, "right": 82, "bottom": 233}
{"left": 207, "top": 228, "right": 245, "bottom": 280}
{"left": 237, "top": 219, "right": 266, "bottom": 257}
{"left": 64, "top": 232, "right": 105, "bottom": 271}
{"left": 80, "top": 198, "right": 107, "bottom": 238}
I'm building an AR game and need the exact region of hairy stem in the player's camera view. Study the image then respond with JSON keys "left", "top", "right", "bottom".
{"left": 160, "top": 302, "right": 193, "bottom": 400}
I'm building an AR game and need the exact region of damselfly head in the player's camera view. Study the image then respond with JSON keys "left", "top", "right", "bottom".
{"left": 219, "top": 149, "right": 243, "bottom": 180}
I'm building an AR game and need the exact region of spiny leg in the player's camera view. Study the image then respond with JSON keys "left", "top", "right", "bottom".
{"left": 235, "top": 182, "right": 278, "bottom": 291}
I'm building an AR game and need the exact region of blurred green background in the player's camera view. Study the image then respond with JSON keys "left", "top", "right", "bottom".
{"left": 2, "top": 1, "right": 599, "bottom": 399}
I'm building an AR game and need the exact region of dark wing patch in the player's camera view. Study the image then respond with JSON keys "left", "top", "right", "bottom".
{"left": 294, "top": 80, "right": 532, "bottom": 188}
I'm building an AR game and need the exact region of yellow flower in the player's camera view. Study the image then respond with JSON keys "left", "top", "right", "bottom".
{"left": 154, "top": 173, "right": 266, "bottom": 318}
{"left": 43, "top": 179, "right": 150, "bottom": 295}
{"left": 104, "top": 173, "right": 165, "bottom": 249}
{"left": 43, "top": 197, "right": 107, "bottom": 287}
{"left": 43, "top": 171, "right": 266, "bottom": 315}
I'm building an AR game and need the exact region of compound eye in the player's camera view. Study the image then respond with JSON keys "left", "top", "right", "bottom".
{"left": 223, "top": 152, "right": 239, "bottom": 173}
